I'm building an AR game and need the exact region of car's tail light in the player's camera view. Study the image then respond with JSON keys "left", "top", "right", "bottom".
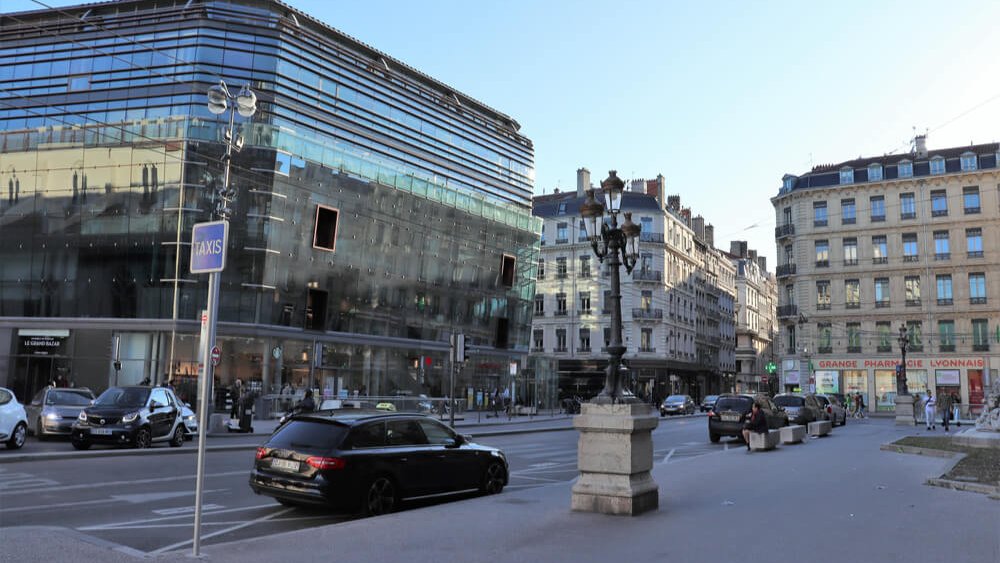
{"left": 255, "top": 447, "right": 268, "bottom": 460}
{"left": 306, "top": 456, "right": 346, "bottom": 470}
{"left": 707, "top": 410, "right": 715, "bottom": 418}
{"left": 827, "top": 406, "right": 832, "bottom": 414}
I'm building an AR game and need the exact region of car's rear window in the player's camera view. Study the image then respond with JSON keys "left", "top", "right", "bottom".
{"left": 47, "top": 390, "right": 93, "bottom": 406}
{"left": 774, "top": 396, "right": 804, "bottom": 407}
{"left": 714, "top": 397, "right": 752, "bottom": 411}
{"left": 267, "top": 420, "right": 348, "bottom": 452}
{"left": 666, "top": 395, "right": 686, "bottom": 402}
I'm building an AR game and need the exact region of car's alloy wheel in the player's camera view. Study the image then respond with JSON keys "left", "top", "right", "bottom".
{"left": 481, "top": 462, "right": 505, "bottom": 495}
{"left": 709, "top": 432, "right": 720, "bottom": 443}
{"left": 169, "top": 425, "right": 184, "bottom": 447}
{"left": 6, "top": 422, "right": 26, "bottom": 449}
{"left": 134, "top": 427, "right": 152, "bottom": 449}
{"left": 364, "top": 477, "right": 396, "bottom": 516}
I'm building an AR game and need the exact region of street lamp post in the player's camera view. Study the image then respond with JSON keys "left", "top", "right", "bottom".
{"left": 894, "top": 323, "right": 917, "bottom": 425}
{"left": 571, "top": 171, "right": 657, "bottom": 517}
{"left": 191, "top": 80, "right": 256, "bottom": 557}
{"left": 579, "top": 171, "right": 641, "bottom": 403}
{"left": 896, "top": 324, "right": 909, "bottom": 395}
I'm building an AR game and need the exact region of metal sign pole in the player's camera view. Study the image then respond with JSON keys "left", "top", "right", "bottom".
{"left": 192, "top": 270, "right": 220, "bottom": 556}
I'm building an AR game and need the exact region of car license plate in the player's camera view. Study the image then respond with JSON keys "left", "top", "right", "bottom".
{"left": 271, "top": 458, "right": 299, "bottom": 472}
{"left": 721, "top": 413, "right": 740, "bottom": 422}
{"left": 91, "top": 428, "right": 113, "bottom": 435}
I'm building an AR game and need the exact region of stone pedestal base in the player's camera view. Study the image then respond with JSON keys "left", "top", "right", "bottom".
{"left": 894, "top": 394, "right": 917, "bottom": 426}
{"left": 571, "top": 403, "right": 659, "bottom": 516}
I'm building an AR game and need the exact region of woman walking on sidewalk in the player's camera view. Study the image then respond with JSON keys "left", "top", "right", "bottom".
{"left": 923, "top": 391, "right": 936, "bottom": 430}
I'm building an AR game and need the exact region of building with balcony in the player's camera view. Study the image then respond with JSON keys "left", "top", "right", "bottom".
{"left": 772, "top": 135, "right": 998, "bottom": 414}
{"left": 727, "top": 245, "right": 777, "bottom": 394}
{"left": 531, "top": 168, "right": 736, "bottom": 404}
{"left": 0, "top": 0, "right": 542, "bottom": 409}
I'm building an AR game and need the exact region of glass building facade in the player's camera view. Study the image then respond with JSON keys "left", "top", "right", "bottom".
{"left": 0, "top": 0, "right": 542, "bottom": 412}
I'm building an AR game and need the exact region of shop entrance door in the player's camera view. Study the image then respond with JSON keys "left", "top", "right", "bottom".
{"left": 11, "top": 356, "right": 55, "bottom": 403}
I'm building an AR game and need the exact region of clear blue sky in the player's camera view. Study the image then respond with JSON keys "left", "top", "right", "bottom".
{"left": 6, "top": 0, "right": 1000, "bottom": 264}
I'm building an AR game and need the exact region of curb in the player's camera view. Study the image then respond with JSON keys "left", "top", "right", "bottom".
{"left": 881, "top": 441, "right": 1000, "bottom": 500}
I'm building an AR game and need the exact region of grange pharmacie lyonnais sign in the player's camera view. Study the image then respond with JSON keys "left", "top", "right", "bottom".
{"left": 815, "top": 358, "right": 985, "bottom": 369}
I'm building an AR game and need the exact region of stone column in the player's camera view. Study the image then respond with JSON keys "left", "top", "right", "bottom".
{"left": 894, "top": 394, "right": 916, "bottom": 425}
{"left": 571, "top": 402, "right": 659, "bottom": 516}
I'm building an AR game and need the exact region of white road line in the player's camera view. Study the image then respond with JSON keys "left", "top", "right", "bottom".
{"left": 83, "top": 514, "right": 337, "bottom": 530}
{"left": 1, "top": 497, "right": 120, "bottom": 513}
{"left": 661, "top": 448, "right": 676, "bottom": 464}
{"left": 518, "top": 449, "right": 576, "bottom": 460}
{"left": 148, "top": 507, "right": 294, "bottom": 555}
{"left": 78, "top": 503, "right": 277, "bottom": 531}
{"left": 3, "top": 470, "right": 248, "bottom": 496}
{"left": 508, "top": 474, "right": 564, "bottom": 483}
{"left": 0, "top": 478, "right": 59, "bottom": 490}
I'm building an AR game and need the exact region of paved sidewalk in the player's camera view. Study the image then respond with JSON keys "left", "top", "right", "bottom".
{"left": 2, "top": 419, "right": 997, "bottom": 563}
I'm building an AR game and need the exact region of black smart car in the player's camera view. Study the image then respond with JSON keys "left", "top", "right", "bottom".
{"left": 71, "top": 386, "right": 186, "bottom": 449}
{"left": 707, "top": 394, "right": 788, "bottom": 443}
{"left": 249, "top": 412, "right": 508, "bottom": 515}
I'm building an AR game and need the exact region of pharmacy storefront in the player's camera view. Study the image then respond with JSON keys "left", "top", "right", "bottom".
{"left": 786, "top": 356, "right": 995, "bottom": 415}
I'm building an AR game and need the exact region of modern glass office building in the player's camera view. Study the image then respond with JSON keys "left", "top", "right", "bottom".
{"left": 0, "top": 0, "right": 540, "bottom": 411}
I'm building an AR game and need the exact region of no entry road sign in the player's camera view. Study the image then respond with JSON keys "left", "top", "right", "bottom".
{"left": 190, "top": 220, "right": 229, "bottom": 274}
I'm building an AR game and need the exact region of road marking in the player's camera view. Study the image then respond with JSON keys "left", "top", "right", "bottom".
{"left": 527, "top": 462, "right": 559, "bottom": 469}
{"left": 519, "top": 449, "right": 576, "bottom": 460}
{"left": 148, "top": 507, "right": 294, "bottom": 555}
{"left": 661, "top": 448, "right": 676, "bottom": 464}
{"left": 0, "top": 472, "right": 59, "bottom": 490}
{"left": 78, "top": 503, "right": 277, "bottom": 531}
{"left": 83, "top": 514, "right": 338, "bottom": 530}
{"left": 153, "top": 504, "right": 225, "bottom": 516}
{"left": 0, "top": 489, "right": 227, "bottom": 514}
{"left": 509, "top": 474, "right": 564, "bottom": 483}
{"left": 3, "top": 470, "right": 248, "bottom": 496}
{"left": 112, "top": 490, "right": 225, "bottom": 504}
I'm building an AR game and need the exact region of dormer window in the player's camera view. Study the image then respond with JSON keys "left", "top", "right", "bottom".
{"left": 839, "top": 167, "right": 854, "bottom": 185}
{"left": 930, "top": 156, "right": 945, "bottom": 175}
{"left": 898, "top": 160, "right": 913, "bottom": 178}
{"left": 782, "top": 175, "right": 796, "bottom": 191}
{"left": 868, "top": 163, "right": 882, "bottom": 181}
{"left": 960, "top": 152, "right": 977, "bottom": 172}
{"left": 557, "top": 202, "right": 567, "bottom": 215}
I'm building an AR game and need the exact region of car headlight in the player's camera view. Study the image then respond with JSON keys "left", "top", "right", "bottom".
{"left": 78, "top": 411, "right": 88, "bottom": 422}
{"left": 184, "top": 415, "right": 196, "bottom": 422}
{"left": 122, "top": 411, "right": 139, "bottom": 423}
{"left": 46, "top": 412, "right": 61, "bottom": 420}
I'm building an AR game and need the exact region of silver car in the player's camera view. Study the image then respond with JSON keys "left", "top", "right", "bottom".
{"left": 815, "top": 394, "right": 848, "bottom": 426}
{"left": 180, "top": 403, "right": 199, "bottom": 440}
{"left": 25, "top": 387, "right": 95, "bottom": 439}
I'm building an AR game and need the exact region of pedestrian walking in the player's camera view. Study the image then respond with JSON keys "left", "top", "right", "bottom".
{"left": 923, "top": 391, "right": 936, "bottom": 430}
{"left": 229, "top": 379, "right": 243, "bottom": 419}
{"left": 855, "top": 392, "right": 866, "bottom": 418}
{"left": 938, "top": 391, "right": 953, "bottom": 432}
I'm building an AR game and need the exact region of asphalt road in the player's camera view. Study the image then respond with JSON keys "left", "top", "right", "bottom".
{"left": 0, "top": 413, "right": 726, "bottom": 556}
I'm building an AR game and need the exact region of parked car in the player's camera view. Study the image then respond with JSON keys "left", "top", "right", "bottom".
{"left": 660, "top": 394, "right": 696, "bottom": 416}
{"left": 773, "top": 393, "right": 822, "bottom": 426}
{"left": 180, "top": 402, "right": 199, "bottom": 440}
{"left": 0, "top": 387, "right": 27, "bottom": 450}
{"left": 71, "top": 386, "right": 186, "bottom": 450}
{"left": 249, "top": 412, "right": 508, "bottom": 515}
{"left": 25, "top": 387, "right": 95, "bottom": 440}
{"left": 699, "top": 395, "right": 719, "bottom": 412}
{"left": 707, "top": 393, "right": 788, "bottom": 443}
{"left": 815, "top": 394, "right": 848, "bottom": 426}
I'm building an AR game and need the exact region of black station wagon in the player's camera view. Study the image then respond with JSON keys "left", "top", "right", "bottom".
{"left": 249, "top": 412, "right": 508, "bottom": 515}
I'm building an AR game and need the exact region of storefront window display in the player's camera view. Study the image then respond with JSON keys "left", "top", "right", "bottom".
{"left": 906, "top": 369, "right": 928, "bottom": 397}
{"left": 814, "top": 370, "right": 839, "bottom": 394}
{"left": 934, "top": 369, "right": 960, "bottom": 412}
{"left": 875, "top": 370, "right": 896, "bottom": 411}
{"left": 843, "top": 370, "right": 867, "bottom": 411}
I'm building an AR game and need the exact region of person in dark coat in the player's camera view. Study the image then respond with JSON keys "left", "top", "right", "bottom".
{"left": 741, "top": 402, "right": 768, "bottom": 451}
{"left": 938, "top": 391, "right": 953, "bottom": 432}
{"left": 294, "top": 389, "right": 316, "bottom": 414}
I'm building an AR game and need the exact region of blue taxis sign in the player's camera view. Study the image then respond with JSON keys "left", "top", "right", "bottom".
{"left": 190, "top": 220, "right": 229, "bottom": 274}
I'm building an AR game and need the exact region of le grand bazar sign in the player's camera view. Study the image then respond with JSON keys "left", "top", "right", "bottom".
{"left": 814, "top": 358, "right": 986, "bottom": 370}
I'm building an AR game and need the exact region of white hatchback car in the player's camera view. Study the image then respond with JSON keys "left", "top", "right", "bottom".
{"left": 0, "top": 387, "right": 28, "bottom": 449}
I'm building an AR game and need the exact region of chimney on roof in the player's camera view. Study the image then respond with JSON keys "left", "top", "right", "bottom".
{"left": 576, "top": 168, "right": 590, "bottom": 198}
{"left": 705, "top": 224, "right": 714, "bottom": 248}
{"left": 628, "top": 178, "right": 645, "bottom": 193}
{"left": 757, "top": 256, "right": 767, "bottom": 273}
{"left": 914, "top": 134, "right": 928, "bottom": 158}
{"left": 730, "top": 240, "right": 748, "bottom": 258}
{"left": 692, "top": 215, "right": 706, "bottom": 240}
{"left": 667, "top": 195, "right": 680, "bottom": 212}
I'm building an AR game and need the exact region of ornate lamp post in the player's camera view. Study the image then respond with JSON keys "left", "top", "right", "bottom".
{"left": 580, "top": 171, "right": 641, "bottom": 403}
{"left": 896, "top": 324, "right": 909, "bottom": 396}
{"left": 571, "top": 171, "right": 657, "bottom": 517}
{"left": 893, "top": 323, "right": 917, "bottom": 425}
